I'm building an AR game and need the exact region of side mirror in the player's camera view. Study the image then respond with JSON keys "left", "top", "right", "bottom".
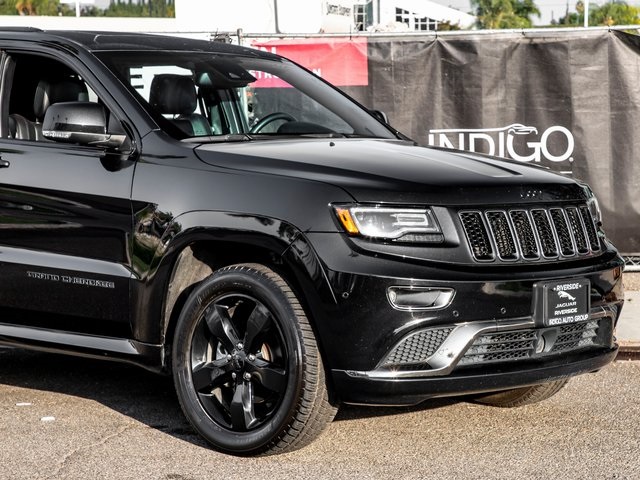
{"left": 43, "top": 101, "right": 127, "bottom": 149}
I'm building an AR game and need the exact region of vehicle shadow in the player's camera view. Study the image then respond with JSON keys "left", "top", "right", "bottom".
{"left": 0, "top": 346, "right": 209, "bottom": 448}
{"left": 0, "top": 346, "right": 462, "bottom": 448}
{"left": 335, "top": 397, "right": 460, "bottom": 422}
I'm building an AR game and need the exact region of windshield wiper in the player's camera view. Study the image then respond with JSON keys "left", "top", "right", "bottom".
{"left": 184, "top": 132, "right": 365, "bottom": 143}
{"left": 296, "top": 132, "right": 348, "bottom": 138}
{"left": 205, "top": 133, "right": 254, "bottom": 143}
{"left": 183, "top": 133, "right": 253, "bottom": 143}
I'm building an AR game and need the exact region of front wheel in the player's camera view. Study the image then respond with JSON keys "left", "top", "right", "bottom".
{"left": 472, "top": 379, "right": 569, "bottom": 408}
{"left": 171, "top": 263, "right": 337, "bottom": 455}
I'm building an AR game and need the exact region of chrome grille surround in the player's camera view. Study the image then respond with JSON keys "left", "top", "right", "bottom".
{"left": 459, "top": 204, "right": 601, "bottom": 263}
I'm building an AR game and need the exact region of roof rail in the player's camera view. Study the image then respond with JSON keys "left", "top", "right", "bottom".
{"left": 0, "top": 27, "right": 44, "bottom": 32}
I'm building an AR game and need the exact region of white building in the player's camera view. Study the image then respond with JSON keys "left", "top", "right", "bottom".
{"left": 173, "top": 0, "right": 475, "bottom": 34}
{"left": 354, "top": 0, "right": 475, "bottom": 31}
{"left": 0, "top": 0, "right": 475, "bottom": 34}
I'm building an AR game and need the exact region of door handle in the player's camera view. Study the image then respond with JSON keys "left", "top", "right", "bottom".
{"left": 0, "top": 158, "right": 9, "bottom": 168}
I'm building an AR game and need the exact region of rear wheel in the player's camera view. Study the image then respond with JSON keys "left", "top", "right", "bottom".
{"left": 172, "top": 263, "right": 337, "bottom": 455}
{"left": 472, "top": 379, "right": 569, "bottom": 408}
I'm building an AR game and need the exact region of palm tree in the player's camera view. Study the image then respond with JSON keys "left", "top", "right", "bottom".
{"left": 15, "top": 0, "right": 35, "bottom": 15}
{"left": 514, "top": 0, "right": 541, "bottom": 24}
{"left": 472, "top": 0, "right": 540, "bottom": 28}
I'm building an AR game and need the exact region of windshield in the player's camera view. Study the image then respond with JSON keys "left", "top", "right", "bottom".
{"left": 96, "top": 50, "right": 396, "bottom": 141}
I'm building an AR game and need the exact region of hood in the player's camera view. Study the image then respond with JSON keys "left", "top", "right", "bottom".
{"left": 195, "top": 138, "right": 586, "bottom": 205}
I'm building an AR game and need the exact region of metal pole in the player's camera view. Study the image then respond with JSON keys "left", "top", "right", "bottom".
{"left": 584, "top": 0, "right": 589, "bottom": 27}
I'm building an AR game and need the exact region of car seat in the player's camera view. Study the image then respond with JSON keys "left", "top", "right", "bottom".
{"left": 148, "top": 74, "right": 213, "bottom": 137}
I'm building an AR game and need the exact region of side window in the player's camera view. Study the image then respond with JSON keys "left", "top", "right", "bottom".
{"left": 5, "top": 53, "right": 129, "bottom": 150}
{"left": 127, "top": 65, "right": 213, "bottom": 137}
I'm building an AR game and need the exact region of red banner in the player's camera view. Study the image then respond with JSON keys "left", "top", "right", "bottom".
{"left": 251, "top": 37, "right": 369, "bottom": 87}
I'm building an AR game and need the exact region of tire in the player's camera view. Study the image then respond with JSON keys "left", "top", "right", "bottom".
{"left": 472, "top": 379, "right": 569, "bottom": 408}
{"left": 172, "top": 263, "right": 337, "bottom": 455}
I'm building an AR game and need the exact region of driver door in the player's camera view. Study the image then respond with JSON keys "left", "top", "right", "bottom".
{"left": 0, "top": 50, "right": 135, "bottom": 338}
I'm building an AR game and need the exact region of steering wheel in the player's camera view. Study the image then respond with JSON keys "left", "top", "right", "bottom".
{"left": 250, "top": 112, "right": 296, "bottom": 133}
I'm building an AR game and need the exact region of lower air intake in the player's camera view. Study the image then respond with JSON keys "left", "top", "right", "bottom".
{"left": 383, "top": 328, "right": 453, "bottom": 366}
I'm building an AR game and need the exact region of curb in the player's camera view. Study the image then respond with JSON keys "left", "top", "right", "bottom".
{"left": 617, "top": 341, "right": 640, "bottom": 360}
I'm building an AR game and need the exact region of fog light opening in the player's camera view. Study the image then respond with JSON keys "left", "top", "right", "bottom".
{"left": 387, "top": 287, "right": 455, "bottom": 311}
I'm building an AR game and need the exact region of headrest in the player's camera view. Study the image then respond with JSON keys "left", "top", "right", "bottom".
{"left": 34, "top": 77, "right": 89, "bottom": 120}
{"left": 149, "top": 74, "right": 197, "bottom": 116}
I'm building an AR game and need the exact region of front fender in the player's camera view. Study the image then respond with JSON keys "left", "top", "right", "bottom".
{"left": 129, "top": 210, "right": 338, "bottom": 350}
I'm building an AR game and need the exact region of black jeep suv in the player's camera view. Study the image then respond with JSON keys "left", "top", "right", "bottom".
{"left": 0, "top": 29, "right": 624, "bottom": 455}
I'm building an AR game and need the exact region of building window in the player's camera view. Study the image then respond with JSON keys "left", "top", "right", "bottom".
{"left": 395, "top": 7, "right": 411, "bottom": 27}
{"left": 353, "top": 1, "right": 373, "bottom": 31}
{"left": 414, "top": 15, "right": 438, "bottom": 30}
{"left": 395, "top": 7, "right": 439, "bottom": 31}
{"left": 354, "top": 3, "right": 367, "bottom": 31}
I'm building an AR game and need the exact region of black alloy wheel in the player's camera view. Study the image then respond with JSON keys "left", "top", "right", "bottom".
{"left": 172, "top": 263, "right": 336, "bottom": 455}
{"left": 190, "top": 293, "right": 287, "bottom": 431}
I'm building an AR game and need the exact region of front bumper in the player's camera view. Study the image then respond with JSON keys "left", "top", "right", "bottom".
{"left": 332, "top": 346, "right": 618, "bottom": 406}
{"left": 329, "top": 303, "right": 619, "bottom": 405}
{"left": 325, "top": 293, "right": 621, "bottom": 405}
{"left": 301, "top": 236, "right": 624, "bottom": 406}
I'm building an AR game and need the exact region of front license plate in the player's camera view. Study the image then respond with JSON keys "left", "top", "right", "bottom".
{"left": 538, "top": 279, "right": 591, "bottom": 326}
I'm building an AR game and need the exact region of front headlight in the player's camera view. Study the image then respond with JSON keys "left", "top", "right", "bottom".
{"left": 587, "top": 195, "right": 602, "bottom": 225}
{"left": 333, "top": 204, "right": 443, "bottom": 242}
{"left": 582, "top": 184, "right": 602, "bottom": 225}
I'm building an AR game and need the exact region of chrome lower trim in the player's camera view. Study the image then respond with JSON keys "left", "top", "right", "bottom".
{"left": 347, "top": 306, "right": 617, "bottom": 380}
{"left": 0, "top": 323, "right": 165, "bottom": 373}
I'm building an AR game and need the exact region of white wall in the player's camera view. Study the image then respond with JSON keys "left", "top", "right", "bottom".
{"left": 0, "top": 15, "right": 181, "bottom": 33}
{"left": 175, "top": 0, "right": 276, "bottom": 33}
{"left": 175, "top": 0, "right": 357, "bottom": 34}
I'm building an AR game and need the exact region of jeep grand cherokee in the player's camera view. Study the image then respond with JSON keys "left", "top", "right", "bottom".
{"left": 0, "top": 29, "right": 624, "bottom": 455}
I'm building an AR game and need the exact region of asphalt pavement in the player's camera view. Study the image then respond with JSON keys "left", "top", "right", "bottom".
{"left": 0, "top": 348, "right": 639, "bottom": 479}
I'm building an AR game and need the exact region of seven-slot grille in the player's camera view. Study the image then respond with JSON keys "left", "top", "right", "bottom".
{"left": 459, "top": 205, "right": 600, "bottom": 263}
